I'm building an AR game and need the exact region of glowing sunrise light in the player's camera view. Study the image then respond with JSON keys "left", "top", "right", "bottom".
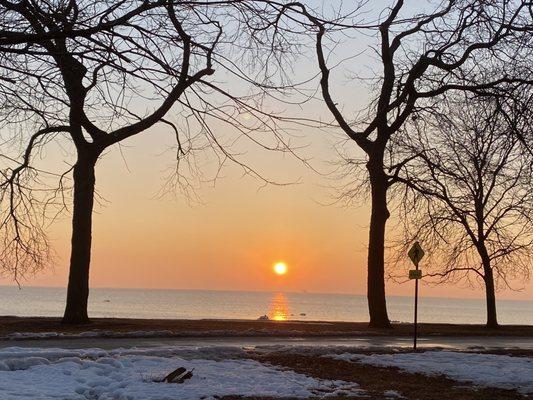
{"left": 273, "top": 262, "right": 288, "bottom": 275}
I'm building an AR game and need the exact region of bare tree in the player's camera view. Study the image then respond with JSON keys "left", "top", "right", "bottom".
{"left": 292, "top": 0, "right": 533, "bottom": 327}
{"left": 0, "top": 0, "right": 300, "bottom": 324}
{"left": 391, "top": 93, "right": 533, "bottom": 328}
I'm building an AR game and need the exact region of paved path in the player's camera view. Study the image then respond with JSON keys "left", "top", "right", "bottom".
{"left": 0, "top": 335, "right": 531, "bottom": 350}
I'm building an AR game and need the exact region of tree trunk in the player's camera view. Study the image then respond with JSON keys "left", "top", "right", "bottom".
{"left": 366, "top": 160, "right": 392, "bottom": 328}
{"left": 62, "top": 152, "right": 97, "bottom": 324}
{"left": 482, "top": 259, "right": 498, "bottom": 328}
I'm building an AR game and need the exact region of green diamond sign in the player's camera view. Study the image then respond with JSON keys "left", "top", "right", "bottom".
{"left": 408, "top": 241, "right": 425, "bottom": 267}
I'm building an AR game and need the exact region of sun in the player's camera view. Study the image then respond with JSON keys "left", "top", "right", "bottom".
{"left": 273, "top": 262, "right": 288, "bottom": 275}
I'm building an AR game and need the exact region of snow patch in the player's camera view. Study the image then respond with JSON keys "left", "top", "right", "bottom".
{"left": 3, "top": 328, "right": 323, "bottom": 341}
{"left": 383, "top": 389, "right": 404, "bottom": 398}
{"left": 0, "top": 345, "right": 254, "bottom": 370}
{"left": 0, "top": 346, "right": 363, "bottom": 399}
{"left": 329, "top": 350, "right": 533, "bottom": 394}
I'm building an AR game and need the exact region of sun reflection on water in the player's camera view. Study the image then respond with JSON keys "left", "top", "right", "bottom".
{"left": 268, "top": 292, "right": 290, "bottom": 321}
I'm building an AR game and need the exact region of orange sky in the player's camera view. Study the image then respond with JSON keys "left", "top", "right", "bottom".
{"left": 1, "top": 122, "right": 531, "bottom": 301}
{"left": 0, "top": 1, "right": 531, "bottom": 301}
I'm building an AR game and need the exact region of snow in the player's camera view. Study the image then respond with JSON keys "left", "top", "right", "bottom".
{"left": 5, "top": 330, "right": 203, "bottom": 340}
{"left": 0, "top": 346, "right": 363, "bottom": 399}
{"left": 3, "top": 327, "right": 332, "bottom": 341}
{"left": 10, "top": 343, "right": 533, "bottom": 399}
{"left": 330, "top": 350, "right": 533, "bottom": 394}
{"left": 0, "top": 345, "right": 247, "bottom": 362}
{"left": 383, "top": 389, "right": 404, "bottom": 398}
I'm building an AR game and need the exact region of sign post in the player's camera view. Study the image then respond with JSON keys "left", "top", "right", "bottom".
{"left": 408, "top": 241, "right": 424, "bottom": 351}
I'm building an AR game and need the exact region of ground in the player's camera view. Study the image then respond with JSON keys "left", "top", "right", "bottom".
{"left": 256, "top": 352, "right": 528, "bottom": 400}
{"left": 1, "top": 318, "right": 532, "bottom": 399}
{"left": 2, "top": 316, "right": 533, "bottom": 338}
{"left": 1, "top": 345, "right": 531, "bottom": 399}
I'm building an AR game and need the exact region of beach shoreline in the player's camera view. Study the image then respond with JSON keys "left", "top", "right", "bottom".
{"left": 1, "top": 316, "right": 533, "bottom": 339}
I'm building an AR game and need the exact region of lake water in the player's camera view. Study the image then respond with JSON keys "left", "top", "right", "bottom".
{"left": 0, "top": 286, "right": 532, "bottom": 325}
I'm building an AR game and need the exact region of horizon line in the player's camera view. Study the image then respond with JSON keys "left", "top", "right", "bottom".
{"left": 1, "top": 284, "right": 531, "bottom": 303}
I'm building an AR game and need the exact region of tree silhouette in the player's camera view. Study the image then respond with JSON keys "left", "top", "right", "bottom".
{"left": 296, "top": 0, "right": 533, "bottom": 327}
{"left": 392, "top": 93, "right": 533, "bottom": 328}
{"left": 0, "top": 0, "right": 298, "bottom": 324}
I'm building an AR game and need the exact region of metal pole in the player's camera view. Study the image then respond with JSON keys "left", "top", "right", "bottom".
{"left": 413, "top": 261, "right": 419, "bottom": 351}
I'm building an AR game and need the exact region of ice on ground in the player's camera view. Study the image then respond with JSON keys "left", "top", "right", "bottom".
{"left": 0, "top": 345, "right": 247, "bottom": 363}
{"left": 383, "top": 389, "right": 404, "bottom": 398}
{"left": 4, "top": 327, "right": 325, "bottom": 341}
{"left": 330, "top": 350, "right": 533, "bottom": 394}
{"left": 5, "top": 330, "right": 211, "bottom": 340}
{"left": 0, "top": 346, "right": 363, "bottom": 399}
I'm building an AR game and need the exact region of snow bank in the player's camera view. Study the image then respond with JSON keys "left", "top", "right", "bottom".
{"left": 0, "top": 345, "right": 250, "bottom": 365}
{"left": 5, "top": 330, "right": 186, "bottom": 340}
{"left": 330, "top": 350, "right": 533, "bottom": 394}
{"left": 383, "top": 389, "right": 404, "bottom": 398}
{"left": 3, "top": 328, "right": 320, "bottom": 341}
{"left": 3, "top": 324, "right": 363, "bottom": 341}
{"left": 0, "top": 346, "right": 363, "bottom": 399}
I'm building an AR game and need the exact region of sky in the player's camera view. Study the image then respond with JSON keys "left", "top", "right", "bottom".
{"left": 0, "top": 0, "right": 531, "bottom": 301}
{"left": 2, "top": 120, "right": 531, "bottom": 300}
